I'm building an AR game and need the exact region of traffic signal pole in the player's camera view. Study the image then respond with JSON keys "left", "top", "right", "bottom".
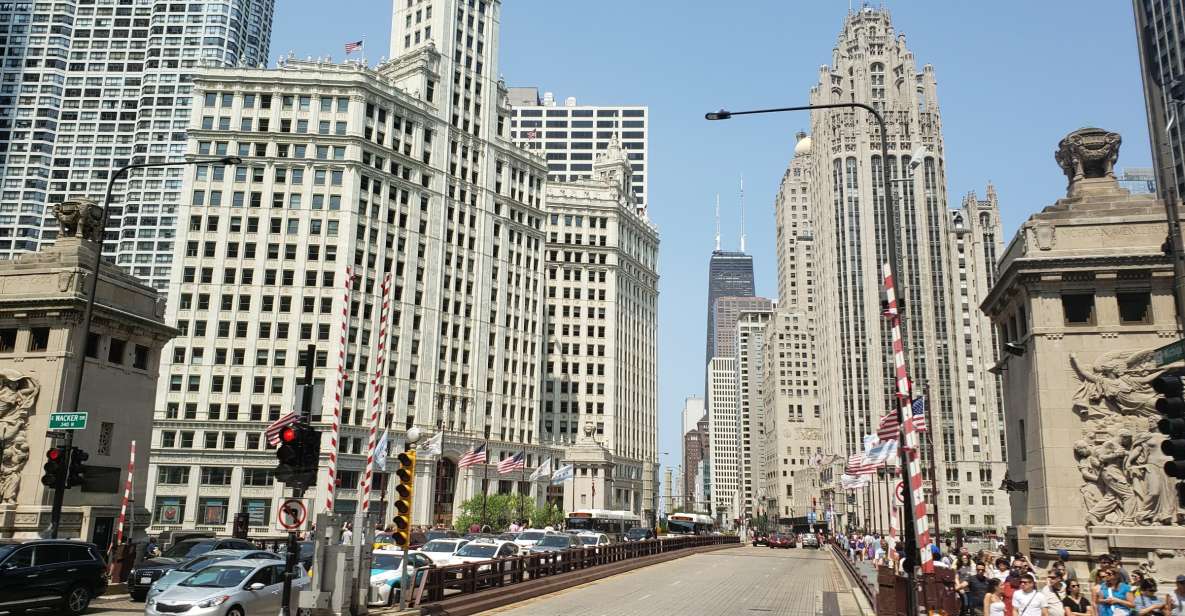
{"left": 281, "top": 344, "right": 317, "bottom": 616}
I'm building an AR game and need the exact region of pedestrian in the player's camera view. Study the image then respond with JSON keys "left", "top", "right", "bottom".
{"left": 1132, "top": 578, "right": 1163, "bottom": 615}
{"left": 993, "top": 557, "right": 1011, "bottom": 583}
{"left": 983, "top": 578, "right": 1006, "bottom": 616}
{"left": 1054, "top": 549, "right": 1078, "bottom": 582}
{"left": 1166, "top": 575, "right": 1185, "bottom": 616}
{"left": 961, "top": 561, "right": 994, "bottom": 616}
{"left": 340, "top": 522, "right": 353, "bottom": 545}
{"left": 1063, "top": 577, "right": 1091, "bottom": 616}
{"left": 1012, "top": 574, "right": 1049, "bottom": 616}
{"left": 146, "top": 537, "right": 160, "bottom": 558}
{"left": 1097, "top": 567, "right": 1134, "bottom": 616}
{"left": 1040, "top": 573, "right": 1065, "bottom": 616}
{"left": 469, "top": 522, "right": 480, "bottom": 534}
{"left": 1098, "top": 554, "right": 1131, "bottom": 585}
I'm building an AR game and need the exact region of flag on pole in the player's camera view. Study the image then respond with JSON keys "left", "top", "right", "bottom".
{"left": 846, "top": 452, "right": 876, "bottom": 476}
{"left": 345, "top": 40, "right": 363, "bottom": 54}
{"left": 877, "top": 410, "right": 901, "bottom": 442}
{"left": 457, "top": 443, "right": 487, "bottom": 469}
{"left": 551, "top": 464, "right": 574, "bottom": 484}
{"left": 529, "top": 457, "right": 552, "bottom": 481}
{"left": 418, "top": 432, "right": 442, "bottom": 456}
{"left": 862, "top": 438, "right": 899, "bottom": 467}
{"left": 497, "top": 451, "right": 526, "bottom": 475}
{"left": 911, "top": 397, "right": 927, "bottom": 432}
{"left": 375, "top": 430, "right": 389, "bottom": 471}
{"left": 265, "top": 412, "right": 299, "bottom": 446}
{"left": 841, "top": 474, "right": 869, "bottom": 490}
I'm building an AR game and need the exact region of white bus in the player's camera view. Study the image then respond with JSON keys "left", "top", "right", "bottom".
{"left": 565, "top": 509, "right": 641, "bottom": 539}
{"left": 666, "top": 513, "right": 716, "bottom": 536}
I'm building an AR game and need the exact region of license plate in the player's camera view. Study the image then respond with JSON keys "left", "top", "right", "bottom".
{"left": 140, "top": 576, "right": 152, "bottom": 584}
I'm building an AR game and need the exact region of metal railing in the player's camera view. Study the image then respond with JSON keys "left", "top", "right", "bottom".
{"left": 419, "top": 535, "right": 738, "bottom": 604}
{"left": 830, "top": 542, "right": 876, "bottom": 609}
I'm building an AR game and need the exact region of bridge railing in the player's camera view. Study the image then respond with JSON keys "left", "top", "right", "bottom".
{"left": 830, "top": 541, "right": 877, "bottom": 609}
{"left": 419, "top": 534, "right": 738, "bottom": 604}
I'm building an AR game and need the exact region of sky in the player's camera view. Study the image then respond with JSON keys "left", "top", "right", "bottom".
{"left": 271, "top": 0, "right": 1153, "bottom": 474}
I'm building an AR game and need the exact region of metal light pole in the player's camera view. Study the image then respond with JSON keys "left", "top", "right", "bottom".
{"left": 707, "top": 103, "right": 921, "bottom": 616}
{"left": 49, "top": 155, "right": 241, "bottom": 539}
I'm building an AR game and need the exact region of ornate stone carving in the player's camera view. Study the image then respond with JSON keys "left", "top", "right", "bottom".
{"left": 1055, "top": 128, "right": 1121, "bottom": 185}
{"left": 54, "top": 199, "right": 105, "bottom": 242}
{"left": 1070, "top": 349, "right": 1181, "bottom": 526}
{"left": 0, "top": 370, "right": 40, "bottom": 505}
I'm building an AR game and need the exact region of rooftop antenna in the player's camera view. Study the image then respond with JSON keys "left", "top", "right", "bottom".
{"left": 714, "top": 194, "right": 721, "bottom": 252}
{"left": 739, "top": 174, "right": 747, "bottom": 253}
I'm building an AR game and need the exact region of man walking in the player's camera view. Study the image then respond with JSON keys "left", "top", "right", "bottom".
{"left": 1012, "top": 574, "right": 1050, "bottom": 616}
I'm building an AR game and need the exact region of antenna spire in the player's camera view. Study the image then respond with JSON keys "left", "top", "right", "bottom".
{"left": 714, "top": 194, "right": 721, "bottom": 251}
{"left": 739, "top": 175, "right": 747, "bottom": 253}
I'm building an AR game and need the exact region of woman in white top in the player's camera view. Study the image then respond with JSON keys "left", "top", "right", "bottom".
{"left": 984, "top": 578, "right": 1006, "bottom": 616}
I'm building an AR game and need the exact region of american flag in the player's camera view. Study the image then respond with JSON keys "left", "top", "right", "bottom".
{"left": 458, "top": 443, "right": 487, "bottom": 469}
{"left": 265, "top": 412, "right": 299, "bottom": 446}
{"left": 876, "top": 410, "right": 901, "bottom": 442}
{"left": 498, "top": 451, "right": 525, "bottom": 475}
{"left": 846, "top": 452, "right": 876, "bottom": 476}
{"left": 911, "top": 397, "right": 927, "bottom": 432}
{"left": 344, "top": 40, "right": 363, "bottom": 54}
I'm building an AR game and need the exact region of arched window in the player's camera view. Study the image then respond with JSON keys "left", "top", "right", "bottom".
{"left": 870, "top": 63, "right": 885, "bottom": 110}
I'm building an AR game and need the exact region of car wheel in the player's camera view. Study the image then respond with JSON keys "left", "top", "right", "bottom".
{"left": 227, "top": 607, "right": 245, "bottom": 616}
{"left": 129, "top": 591, "right": 146, "bottom": 602}
{"left": 63, "top": 585, "right": 91, "bottom": 615}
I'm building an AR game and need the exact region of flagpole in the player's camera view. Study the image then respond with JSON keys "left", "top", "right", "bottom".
{"left": 519, "top": 449, "right": 526, "bottom": 527}
{"left": 481, "top": 441, "right": 489, "bottom": 529}
{"left": 923, "top": 383, "right": 941, "bottom": 542}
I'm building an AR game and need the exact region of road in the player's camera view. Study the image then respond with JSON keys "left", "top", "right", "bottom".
{"left": 485, "top": 545, "right": 858, "bottom": 616}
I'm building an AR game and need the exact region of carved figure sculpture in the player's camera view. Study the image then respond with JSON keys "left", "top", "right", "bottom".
{"left": 53, "top": 198, "right": 105, "bottom": 242}
{"left": 1055, "top": 127, "right": 1122, "bottom": 184}
{"left": 1069, "top": 350, "right": 1180, "bottom": 420}
{"left": 0, "top": 369, "right": 39, "bottom": 505}
{"left": 1074, "top": 440, "right": 1115, "bottom": 526}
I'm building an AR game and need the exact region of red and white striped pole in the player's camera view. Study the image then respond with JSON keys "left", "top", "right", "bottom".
{"left": 359, "top": 272, "right": 392, "bottom": 514}
{"left": 324, "top": 267, "right": 354, "bottom": 514}
{"left": 882, "top": 262, "right": 933, "bottom": 574}
{"left": 106, "top": 439, "right": 135, "bottom": 573}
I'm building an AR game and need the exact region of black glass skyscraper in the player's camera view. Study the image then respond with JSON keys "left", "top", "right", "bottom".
{"left": 705, "top": 250, "right": 756, "bottom": 366}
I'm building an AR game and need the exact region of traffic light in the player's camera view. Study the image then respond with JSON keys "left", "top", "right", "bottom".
{"left": 392, "top": 450, "right": 416, "bottom": 546}
{"left": 1153, "top": 374, "right": 1185, "bottom": 479}
{"left": 275, "top": 422, "right": 321, "bottom": 492}
{"left": 41, "top": 446, "right": 67, "bottom": 487}
{"left": 65, "top": 447, "right": 88, "bottom": 488}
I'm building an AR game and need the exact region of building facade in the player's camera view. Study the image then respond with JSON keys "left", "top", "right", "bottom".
{"left": 735, "top": 307, "right": 773, "bottom": 521}
{"left": 541, "top": 139, "right": 659, "bottom": 518}
{"left": 681, "top": 395, "right": 704, "bottom": 437}
{"left": 712, "top": 296, "right": 773, "bottom": 360}
{"left": 704, "top": 251, "right": 755, "bottom": 366}
{"left": 1133, "top": 0, "right": 1185, "bottom": 207}
{"left": 507, "top": 88, "right": 648, "bottom": 211}
{"left": 0, "top": 0, "right": 274, "bottom": 289}
{"left": 806, "top": 7, "right": 1008, "bottom": 533}
{"left": 775, "top": 133, "right": 816, "bottom": 314}
{"left": 707, "top": 356, "right": 738, "bottom": 525}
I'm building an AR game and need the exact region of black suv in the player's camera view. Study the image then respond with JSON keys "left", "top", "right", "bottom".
{"left": 0, "top": 539, "right": 108, "bottom": 615}
{"left": 127, "top": 537, "right": 256, "bottom": 601}
{"left": 624, "top": 527, "right": 655, "bottom": 542}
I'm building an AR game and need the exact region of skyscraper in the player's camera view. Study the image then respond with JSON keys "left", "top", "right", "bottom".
{"left": 735, "top": 307, "right": 773, "bottom": 521}
{"left": 0, "top": 1, "right": 274, "bottom": 289}
{"left": 707, "top": 356, "right": 738, "bottom": 525}
{"left": 775, "top": 133, "right": 816, "bottom": 315}
{"left": 1133, "top": 0, "right": 1185, "bottom": 204}
{"left": 704, "top": 251, "right": 755, "bottom": 364}
{"left": 807, "top": 6, "right": 1009, "bottom": 533}
{"left": 712, "top": 296, "right": 773, "bottom": 359}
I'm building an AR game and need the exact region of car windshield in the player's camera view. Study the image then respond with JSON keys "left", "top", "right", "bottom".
{"left": 163, "top": 540, "right": 214, "bottom": 559}
{"left": 579, "top": 536, "right": 601, "bottom": 545}
{"left": 179, "top": 554, "right": 233, "bottom": 572}
{"left": 422, "top": 540, "right": 459, "bottom": 553}
{"left": 538, "top": 536, "right": 570, "bottom": 548}
{"left": 518, "top": 531, "right": 544, "bottom": 541}
{"left": 0, "top": 545, "right": 16, "bottom": 561}
{"left": 627, "top": 529, "right": 647, "bottom": 537}
{"left": 425, "top": 531, "right": 451, "bottom": 541}
{"left": 178, "top": 565, "right": 252, "bottom": 588}
{"left": 372, "top": 553, "right": 404, "bottom": 571}
{"left": 456, "top": 544, "right": 497, "bottom": 558}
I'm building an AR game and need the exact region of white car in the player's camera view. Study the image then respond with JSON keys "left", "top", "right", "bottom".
{"left": 367, "top": 550, "right": 434, "bottom": 607}
{"left": 146, "top": 559, "right": 307, "bottom": 616}
{"left": 512, "top": 529, "right": 554, "bottom": 549}
{"left": 451, "top": 539, "right": 520, "bottom": 570}
{"left": 419, "top": 538, "right": 469, "bottom": 566}
{"left": 577, "top": 532, "right": 612, "bottom": 548}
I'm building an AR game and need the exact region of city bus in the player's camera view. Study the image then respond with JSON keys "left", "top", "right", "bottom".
{"left": 565, "top": 509, "right": 641, "bottom": 540}
{"left": 666, "top": 513, "right": 716, "bottom": 536}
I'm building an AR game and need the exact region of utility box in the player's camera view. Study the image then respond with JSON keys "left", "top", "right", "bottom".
{"left": 298, "top": 513, "right": 371, "bottom": 616}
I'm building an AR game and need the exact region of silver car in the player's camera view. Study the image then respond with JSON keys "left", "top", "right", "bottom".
{"left": 145, "top": 559, "right": 307, "bottom": 616}
{"left": 146, "top": 550, "right": 280, "bottom": 599}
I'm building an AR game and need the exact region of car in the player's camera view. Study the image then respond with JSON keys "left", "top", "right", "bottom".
{"left": 801, "top": 534, "right": 821, "bottom": 549}
{"left": 462, "top": 532, "right": 500, "bottom": 542}
{"left": 767, "top": 533, "right": 793, "bottom": 549}
{"left": 367, "top": 550, "right": 434, "bottom": 607}
{"left": 751, "top": 534, "right": 768, "bottom": 547}
{"left": 576, "top": 532, "right": 611, "bottom": 548}
{"left": 451, "top": 539, "right": 520, "bottom": 568}
{"left": 275, "top": 540, "right": 315, "bottom": 571}
{"left": 623, "top": 527, "right": 655, "bottom": 542}
{"left": 146, "top": 558, "right": 305, "bottom": 616}
{"left": 146, "top": 549, "right": 281, "bottom": 599}
{"left": 424, "top": 529, "right": 461, "bottom": 542}
{"left": 418, "top": 538, "right": 469, "bottom": 566}
{"left": 528, "top": 533, "right": 583, "bottom": 558}
{"left": 497, "top": 532, "right": 520, "bottom": 541}
{"left": 0, "top": 539, "right": 108, "bottom": 616}
{"left": 128, "top": 537, "right": 258, "bottom": 601}
{"left": 511, "top": 529, "right": 553, "bottom": 549}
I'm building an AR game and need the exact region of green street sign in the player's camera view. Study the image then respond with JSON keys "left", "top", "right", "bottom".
{"left": 48, "top": 412, "right": 88, "bottom": 430}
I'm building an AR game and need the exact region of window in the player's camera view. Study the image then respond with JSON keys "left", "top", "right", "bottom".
{"left": 1117, "top": 291, "right": 1152, "bottom": 324}
{"left": 133, "top": 345, "right": 150, "bottom": 370}
{"left": 28, "top": 327, "right": 49, "bottom": 352}
{"left": 243, "top": 468, "right": 274, "bottom": 486}
{"left": 108, "top": 338, "right": 126, "bottom": 364}
{"left": 1061, "top": 293, "right": 1095, "bottom": 325}
{"left": 243, "top": 498, "right": 271, "bottom": 526}
{"left": 154, "top": 496, "right": 186, "bottom": 524}
{"left": 0, "top": 329, "right": 15, "bottom": 353}
{"left": 157, "top": 466, "right": 190, "bottom": 484}
{"left": 200, "top": 467, "right": 233, "bottom": 485}
{"left": 198, "top": 497, "right": 229, "bottom": 525}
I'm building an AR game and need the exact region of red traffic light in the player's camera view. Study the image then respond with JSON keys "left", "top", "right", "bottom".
{"left": 47, "top": 448, "right": 61, "bottom": 461}
{"left": 281, "top": 427, "right": 297, "bottom": 443}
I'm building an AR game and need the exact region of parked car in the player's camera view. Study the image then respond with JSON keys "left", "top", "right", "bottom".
{"left": 145, "top": 559, "right": 305, "bottom": 616}
{"left": 767, "top": 533, "right": 793, "bottom": 549}
{"left": 424, "top": 529, "right": 461, "bottom": 542}
{"left": 451, "top": 539, "right": 520, "bottom": 567}
{"left": 800, "top": 534, "right": 820, "bottom": 549}
{"left": 367, "top": 550, "right": 434, "bottom": 607}
{"left": 623, "top": 527, "right": 655, "bottom": 542}
{"left": 751, "top": 534, "right": 768, "bottom": 547}
{"left": 275, "top": 540, "right": 315, "bottom": 570}
{"left": 146, "top": 549, "right": 281, "bottom": 599}
{"left": 576, "top": 532, "right": 612, "bottom": 548}
{"left": 511, "top": 529, "right": 554, "bottom": 549}
{"left": 0, "top": 539, "right": 108, "bottom": 616}
{"left": 418, "top": 539, "right": 469, "bottom": 566}
{"left": 129, "top": 537, "right": 258, "bottom": 601}
{"left": 528, "top": 534, "right": 583, "bottom": 558}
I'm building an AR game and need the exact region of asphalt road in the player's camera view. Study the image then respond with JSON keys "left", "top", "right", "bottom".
{"left": 484, "top": 545, "right": 855, "bottom": 616}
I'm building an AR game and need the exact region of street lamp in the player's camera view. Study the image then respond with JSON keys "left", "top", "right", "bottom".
{"left": 707, "top": 102, "right": 922, "bottom": 616}
{"left": 49, "top": 156, "right": 242, "bottom": 538}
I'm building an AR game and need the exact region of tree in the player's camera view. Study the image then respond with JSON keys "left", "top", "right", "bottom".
{"left": 452, "top": 493, "right": 537, "bottom": 532}
{"left": 529, "top": 502, "right": 564, "bottom": 528}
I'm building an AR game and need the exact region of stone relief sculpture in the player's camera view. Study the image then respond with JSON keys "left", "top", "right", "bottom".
{"left": 1069, "top": 349, "right": 1181, "bottom": 526}
{"left": 1055, "top": 127, "right": 1121, "bottom": 184}
{"left": 53, "top": 198, "right": 105, "bottom": 242}
{"left": 0, "top": 369, "right": 40, "bottom": 505}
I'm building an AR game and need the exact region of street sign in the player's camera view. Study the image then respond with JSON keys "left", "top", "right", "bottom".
{"left": 896, "top": 481, "right": 905, "bottom": 503}
{"left": 278, "top": 498, "right": 307, "bottom": 530}
{"left": 1155, "top": 339, "right": 1185, "bottom": 366}
{"left": 48, "top": 412, "right": 88, "bottom": 430}
{"left": 45, "top": 430, "right": 68, "bottom": 440}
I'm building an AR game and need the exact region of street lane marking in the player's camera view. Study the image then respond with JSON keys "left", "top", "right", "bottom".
{"left": 638, "top": 594, "right": 651, "bottom": 601}
{"left": 671, "top": 579, "right": 682, "bottom": 585}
